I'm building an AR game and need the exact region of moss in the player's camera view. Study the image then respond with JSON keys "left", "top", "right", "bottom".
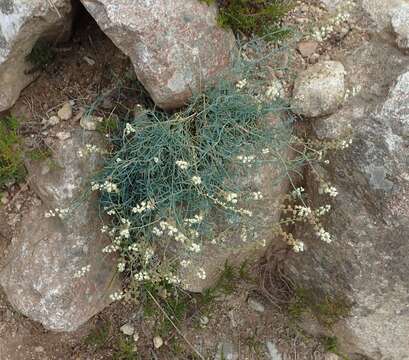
{"left": 288, "top": 288, "right": 351, "bottom": 328}
{"left": 0, "top": 116, "right": 26, "bottom": 188}
{"left": 26, "top": 39, "right": 56, "bottom": 69}
{"left": 202, "top": 0, "right": 293, "bottom": 39}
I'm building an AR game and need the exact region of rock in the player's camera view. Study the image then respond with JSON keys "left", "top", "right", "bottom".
{"left": 47, "top": 115, "right": 61, "bottom": 126}
{"left": 120, "top": 323, "right": 135, "bottom": 336}
{"left": 83, "top": 56, "right": 95, "bottom": 66}
{"left": 292, "top": 61, "right": 346, "bottom": 118}
{"left": 80, "top": 0, "right": 236, "bottom": 110}
{"left": 80, "top": 115, "right": 102, "bottom": 131}
{"left": 361, "top": 0, "right": 406, "bottom": 32}
{"left": 390, "top": 3, "right": 409, "bottom": 49}
{"left": 312, "top": 107, "right": 354, "bottom": 140}
{"left": 285, "top": 42, "right": 409, "bottom": 359}
{"left": 248, "top": 298, "right": 265, "bottom": 313}
{"left": 0, "top": 130, "right": 119, "bottom": 331}
{"left": 55, "top": 131, "right": 71, "bottom": 140}
{"left": 57, "top": 102, "right": 73, "bottom": 121}
{"left": 178, "top": 116, "right": 291, "bottom": 292}
{"left": 297, "top": 41, "right": 319, "bottom": 58}
{"left": 153, "top": 336, "right": 163, "bottom": 349}
{"left": 265, "top": 341, "right": 282, "bottom": 360}
{"left": 214, "top": 341, "right": 238, "bottom": 360}
{"left": 0, "top": 0, "right": 73, "bottom": 112}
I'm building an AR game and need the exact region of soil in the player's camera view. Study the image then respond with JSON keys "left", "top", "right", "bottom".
{"left": 0, "top": 1, "right": 370, "bottom": 359}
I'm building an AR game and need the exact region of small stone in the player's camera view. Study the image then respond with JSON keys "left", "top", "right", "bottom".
{"left": 153, "top": 336, "right": 163, "bottom": 349}
{"left": 80, "top": 115, "right": 103, "bottom": 131}
{"left": 199, "top": 315, "right": 209, "bottom": 326}
{"left": 120, "top": 323, "right": 134, "bottom": 336}
{"left": 55, "top": 131, "right": 71, "bottom": 141}
{"left": 214, "top": 341, "right": 238, "bottom": 360}
{"left": 133, "top": 332, "right": 139, "bottom": 342}
{"left": 1, "top": 193, "right": 9, "bottom": 205}
{"left": 266, "top": 341, "right": 282, "bottom": 360}
{"left": 297, "top": 40, "right": 319, "bottom": 58}
{"left": 292, "top": 61, "right": 346, "bottom": 118}
{"left": 48, "top": 115, "right": 60, "bottom": 126}
{"left": 83, "top": 56, "right": 96, "bottom": 66}
{"left": 34, "top": 346, "right": 44, "bottom": 353}
{"left": 57, "top": 102, "right": 73, "bottom": 121}
{"left": 248, "top": 298, "right": 265, "bottom": 313}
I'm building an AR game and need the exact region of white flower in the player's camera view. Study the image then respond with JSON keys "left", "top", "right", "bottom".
{"left": 134, "top": 271, "right": 150, "bottom": 281}
{"left": 252, "top": 191, "right": 263, "bottom": 200}
{"left": 125, "top": 123, "right": 136, "bottom": 135}
{"left": 74, "top": 264, "right": 91, "bottom": 278}
{"left": 153, "top": 157, "right": 159, "bottom": 163}
{"left": 236, "top": 79, "right": 247, "bottom": 89}
{"left": 291, "top": 187, "right": 305, "bottom": 198}
{"left": 262, "top": 148, "right": 270, "bottom": 155}
{"left": 184, "top": 214, "right": 204, "bottom": 225}
{"left": 110, "top": 291, "right": 124, "bottom": 301}
{"left": 292, "top": 241, "right": 305, "bottom": 253}
{"left": 197, "top": 268, "right": 207, "bottom": 280}
{"left": 295, "top": 205, "right": 312, "bottom": 218}
{"left": 117, "top": 262, "right": 126, "bottom": 272}
{"left": 315, "top": 205, "right": 331, "bottom": 217}
{"left": 176, "top": 160, "right": 189, "bottom": 170}
{"left": 189, "top": 243, "right": 201, "bottom": 253}
{"left": 321, "top": 184, "right": 338, "bottom": 197}
{"left": 224, "top": 192, "right": 238, "bottom": 204}
{"left": 180, "top": 259, "right": 191, "bottom": 268}
{"left": 152, "top": 227, "right": 163, "bottom": 236}
{"left": 132, "top": 199, "right": 155, "bottom": 214}
{"left": 316, "top": 227, "right": 332, "bottom": 243}
{"left": 102, "top": 244, "right": 120, "bottom": 253}
{"left": 191, "top": 176, "right": 202, "bottom": 185}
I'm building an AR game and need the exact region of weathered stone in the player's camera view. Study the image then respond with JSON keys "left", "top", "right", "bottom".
{"left": 0, "top": 130, "right": 119, "bottom": 331}
{"left": 80, "top": 0, "right": 235, "bottom": 110}
{"left": 57, "top": 102, "right": 73, "bottom": 121}
{"left": 285, "top": 42, "right": 409, "bottom": 359}
{"left": 120, "top": 323, "right": 135, "bottom": 336}
{"left": 390, "top": 3, "right": 409, "bottom": 49}
{"left": 361, "top": 0, "right": 406, "bottom": 32}
{"left": 0, "top": 0, "right": 73, "bottom": 112}
{"left": 292, "top": 61, "right": 346, "bottom": 118}
{"left": 297, "top": 41, "right": 318, "bottom": 58}
{"left": 214, "top": 341, "right": 238, "bottom": 360}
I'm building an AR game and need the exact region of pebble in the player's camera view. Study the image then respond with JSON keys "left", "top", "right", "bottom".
{"left": 57, "top": 102, "right": 73, "bottom": 121}
{"left": 266, "top": 341, "right": 282, "bottom": 360}
{"left": 55, "top": 131, "right": 71, "bottom": 141}
{"left": 199, "top": 315, "right": 209, "bottom": 326}
{"left": 153, "top": 336, "right": 163, "bottom": 349}
{"left": 297, "top": 40, "right": 319, "bottom": 58}
{"left": 80, "top": 115, "right": 103, "bottom": 131}
{"left": 248, "top": 298, "right": 265, "bottom": 313}
{"left": 34, "top": 346, "right": 44, "bottom": 352}
{"left": 120, "top": 323, "right": 135, "bottom": 336}
{"left": 47, "top": 115, "right": 60, "bottom": 126}
{"left": 83, "top": 56, "right": 96, "bottom": 66}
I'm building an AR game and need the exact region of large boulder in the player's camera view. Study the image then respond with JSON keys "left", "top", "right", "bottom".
{"left": 285, "top": 42, "right": 409, "bottom": 359}
{"left": 0, "top": 0, "right": 73, "bottom": 112}
{"left": 0, "top": 130, "right": 119, "bottom": 332}
{"left": 80, "top": 0, "right": 236, "bottom": 110}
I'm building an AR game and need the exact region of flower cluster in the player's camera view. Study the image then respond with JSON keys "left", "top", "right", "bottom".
{"left": 91, "top": 180, "right": 119, "bottom": 193}
{"left": 74, "top": 264, "right": 91, "bottom": 278}
{"left": 132, "top": 199, "right": 155, "bottom": 214}
{"left": 45, "top": 207, "right": 69, "bottom": 219}
{"left": 176, "top": 160, "right": 190, "bottom": 170}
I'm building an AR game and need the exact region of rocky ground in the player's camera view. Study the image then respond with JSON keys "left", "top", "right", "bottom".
{"left": 1, "top": 0, "right": 404, "bottom": 359}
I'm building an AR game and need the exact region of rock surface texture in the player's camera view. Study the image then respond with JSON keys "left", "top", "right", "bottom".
{"left": 0, "top": 130, "right": 118, "bottom": 332}
{"left": 0, "top": 0, "right": 72, "bottom": 112}
{"left": 287, "top": 41, "right": 409, "bottom": 360}
{"left": 291, "top": 61, "right": 346, "bottom": 118}
{"left": 80, "top": 0, "right": 236, "bottom": 110}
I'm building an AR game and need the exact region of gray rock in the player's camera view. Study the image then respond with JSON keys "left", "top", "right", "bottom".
{"left": 265, "top": 341, "right": 282, "bottom": 360}
{"left": 292, "top": 61, "right": 346, "bottom": 118}
{"left": 80, "top": 115, "right": 102, "bottom": 131}
{"left": 390, "top": 3, "right": 409, "bottom": 49}
{"left": 0, "top": 0, "right": 73, "bottom": 112}
{"left": 248, "top": 298, "right": 265, "bottom": 313}
{"left": 214, "top": 341, "right": 238, "bottom": 360}
{"left": 80, "top": 0, "right": 236, "bottom": 110}
{"left": 0, "top": 130, "right": 119, "bottom": 331}
{"left": 285, "top": 41, "right": 409, "bottom": 359}
{"left": 120, "top": 323, "right": 135, "bottom": 336}
{"left": 57, "top": 102, "right": 73, "bottom": 121}
{"left": 361, "top": 0, "right": 406, "bottom": 32}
